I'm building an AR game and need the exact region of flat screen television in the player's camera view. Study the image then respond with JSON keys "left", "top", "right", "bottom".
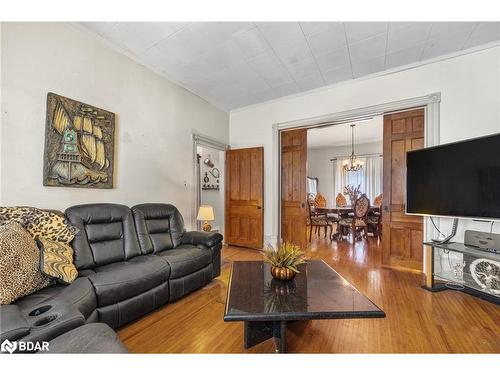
{"left": 406, "top": 133, "right": 500, "bottom": 220}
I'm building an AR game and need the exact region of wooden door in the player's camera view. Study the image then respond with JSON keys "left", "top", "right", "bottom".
{"left": 225, "top": 147, "right": 264, "bottom": 249}
{"left": 382, "top": 109, "right": 425, "bottom": 271}
{"left": 281, "top": 129, "right": 308, "bottom": 247}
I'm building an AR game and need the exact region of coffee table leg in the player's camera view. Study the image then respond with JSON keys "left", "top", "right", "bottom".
{"left": 273, "top": 320, "right": 287, "bottom": 353}
{"left": 244, "top": 320, "right": 287, "bottom": 353}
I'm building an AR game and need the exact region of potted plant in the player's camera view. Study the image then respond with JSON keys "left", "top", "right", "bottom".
{"left": 262, "top": 242, "right": 306, "bottom": 281}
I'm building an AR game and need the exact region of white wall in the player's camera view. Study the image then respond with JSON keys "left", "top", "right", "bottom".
{"left": 308, "top": 141, "right": 382, "bottom": 205}
{"left": 0, "top": 23, "right": 229, "bottom": 229}
{"left": 230, "top": 47, "right": 500, "bottom": 243}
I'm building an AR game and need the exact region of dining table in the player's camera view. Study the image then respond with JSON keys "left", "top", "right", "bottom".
{"left": 314, "top": 206, "right": 380, "bottom": 240}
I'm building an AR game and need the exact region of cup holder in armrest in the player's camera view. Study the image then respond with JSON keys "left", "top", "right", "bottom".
{"left": 33, "top": 314, "right": 59, "bottom": 327}
{"left": 29, "top": 305, "right": 53, "bottom": 317}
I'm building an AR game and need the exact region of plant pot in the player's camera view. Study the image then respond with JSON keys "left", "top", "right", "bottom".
{"left": 271, "top": 266, "right": 296, "bottom": 281}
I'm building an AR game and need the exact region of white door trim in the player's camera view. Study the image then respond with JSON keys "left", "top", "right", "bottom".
{"left": 192, "top": 133, "right": 228, "bottom": 230}
{"left": 272, "top": 92, "right": 441, "bottom": 272}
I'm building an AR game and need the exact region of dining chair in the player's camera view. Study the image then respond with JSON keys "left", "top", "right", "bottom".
{"left": 335, "top": 193, "right": 348, "bottom": 207}
{"left": 338, "top": 194, "right": 370, "bottom": 241}
{"left": 367, "top": 209, "right": 382, "bottom": 239}
{"left": 367, "top": 193, "right": 383, "bottom": 239}
{"left": 307, "top": 197, "right": 332, "bottom": 241}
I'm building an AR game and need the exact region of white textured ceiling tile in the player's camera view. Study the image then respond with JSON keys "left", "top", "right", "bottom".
{"left": 273, "top": 81, "right": 300, "bottom": 97}
{"left": 430, "top": 22, "right": 477, "bottom": 38}
{"left": 385, "top": 44, "right": 425, "bottom": 69}
{"left": 140, "top": 46, "right": 183, "bottom": 71}
{"left": 387, "top": 23, "right": 433, "bottom": 54}
{"left": 306, "top": 24, "right": 347, "bottom": 57}
{"left": 388, "top": 22, "right": 417, "bottom": 31}
{"left": 109, "top": 23, "right": 181, "bottom": 54}
{"left": 349, "top": 33, "right": 387, "bottom": 63}
{"left": 344, "top": 22, "right": 388, "bottom": 44}
{"left": 247, "top": 88, "right": 277, "bottom": 104}
{"left": 295, "top": 71, "right": 324, "bottom": 91}
{"left": 257, "top": 22, "right": 304, "bottom": 46}
{"left": 233, "top": 27, "right": 270, "bottom": 58}
{"left": 80, "top": 22, "right": 117, "bottom": 36}
{"left": 190, "top": 22, "right": 254, "bottom": 45}
{"left": 273, "top": 39, "right": 313, "bottom": 65}
{"left": 257, "top": 66, "right": 294, "bottom": 88}
{"left": 247, "top": 52, "right": 282, "bottom": 73}
{"left": 80, "top": 21, "right": 500, "bottom": 110}
{"left": 204, "top": 40, "right": 246, "bottom": 70}
{"left": 322, "top": 65, "right": 353, "bottom": 85}
{"left": 421, "top": 32, "right": 471, "bottom": 60}
{"left": 315, "top": 47, "right": 350, "bottom": 73}
{"left": 351, "top": 56, "right": 385, "bottom": 78}
{"left": 300, "top": 22, "right": 342, "bottom": 36}
{"left": 464, "top": 22, "right": 500, "bottom": 48}
{"left": 155, "top": 27, "right": 211, "bottom": 62}
{"left": 285, "top": 58, "right": 319, "bottom": 80}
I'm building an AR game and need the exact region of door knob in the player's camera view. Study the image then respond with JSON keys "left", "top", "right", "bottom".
{"left": 383, "top": 205, "right": 389, "bottom": 212}
{"left": 257, "top": 206, "right": 262, "bottom": 210}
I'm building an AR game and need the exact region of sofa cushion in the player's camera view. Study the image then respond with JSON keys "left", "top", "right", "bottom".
{"left": 43, "top": 323, "right": 128, "bottom": 354}
{"left": 65, "top": 204, "right": 141, "bottom": 270}
{"left": 0, "top": 305, "right": 30, "bottom": 341}
{"left": 88, "top": 255, "right": 170, "bottom": 306}
{"left": 131, "top": 204, "right": 185, "bottom": 254}
{"left": 0, "top": 222, "right": 52, "bottom": 304}
{"left": 14, "top": 277, "right": 97, "bottom": 320}
{"left": 157, "top": 245, "right": 212, "bottom": 279}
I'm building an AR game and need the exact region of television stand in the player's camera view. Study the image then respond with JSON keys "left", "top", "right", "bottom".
{"left": 431, "top": 218, "right": 458, "bottom": 244}
{"left": 423, "top": 241, "right": 500, "bottom": 305}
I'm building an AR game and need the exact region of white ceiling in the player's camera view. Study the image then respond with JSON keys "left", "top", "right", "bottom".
{"left": 80, "top": 22, "right": 500, "bottom": 111}
{"left": 307, "top": 117, "right": 383, "bottom": 149}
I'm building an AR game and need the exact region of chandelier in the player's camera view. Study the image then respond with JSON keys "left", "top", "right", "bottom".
{"left": 343, "top": 124, "right": 363, "bottom": 172}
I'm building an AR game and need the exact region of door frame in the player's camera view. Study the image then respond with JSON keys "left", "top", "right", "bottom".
{"left": 272, "top": 93, "right": 441, "bottom": 273}
{"left": 192, "top": 133, "right": 228, "bottom": 231}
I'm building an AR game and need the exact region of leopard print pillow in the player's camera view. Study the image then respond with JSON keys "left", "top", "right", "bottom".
{"left": 0, "top": 206, "right": 78, "bottom": 244}
{"left": 0, "top": 222, "right": 52, "bottom": 305}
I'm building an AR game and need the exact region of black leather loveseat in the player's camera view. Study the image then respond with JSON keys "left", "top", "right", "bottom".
{"left": 0, "top": 203, "right": 223, "bottom": 353}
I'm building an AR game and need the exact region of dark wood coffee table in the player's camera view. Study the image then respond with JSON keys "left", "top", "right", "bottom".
{"left": 224, "top": 260, "right": 385, "bottom": 353}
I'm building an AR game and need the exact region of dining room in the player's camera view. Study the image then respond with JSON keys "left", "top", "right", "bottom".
{"left": 306, "top": 117, "right": 384, "bottom": 244}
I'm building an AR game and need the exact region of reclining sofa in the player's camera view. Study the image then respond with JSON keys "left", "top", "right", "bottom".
{"left": 0, "top": 203, "right": 223, "bottom": 353}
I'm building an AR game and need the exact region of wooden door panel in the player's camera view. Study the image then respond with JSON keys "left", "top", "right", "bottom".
{"left": 390, "top": 139, "right": 406, "bottom": 205}
{"left": 225, "top": 147, "right": 264, "bottom": 249}
{"left": 281, "top": 129, "right": 307, "bottom": 247}
{"left": 383, "top": 109, "right": 425, "bottom": 271}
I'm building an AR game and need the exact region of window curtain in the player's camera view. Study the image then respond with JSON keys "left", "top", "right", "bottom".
{"left": 307, "top": 177, "right": 318, "bottom": 197}
{"left": 333, "top": 155, "right": 383, "bottom": 203}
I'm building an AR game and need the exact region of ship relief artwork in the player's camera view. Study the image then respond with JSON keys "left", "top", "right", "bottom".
{"left": 43, "top": 93, "right": 115, "bottom": 188}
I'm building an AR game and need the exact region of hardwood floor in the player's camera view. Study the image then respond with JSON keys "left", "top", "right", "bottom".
{"left": 118, "top": 235, "right": 500, "bottom": 353}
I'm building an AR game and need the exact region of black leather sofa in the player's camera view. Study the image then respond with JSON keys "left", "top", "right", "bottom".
{"left": 0, "top": 203, "right": 223, "bottom": 353}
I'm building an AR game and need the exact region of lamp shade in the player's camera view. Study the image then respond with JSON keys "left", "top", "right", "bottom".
{"left": 197, "top": 205, "right": 214, "bottom": 221}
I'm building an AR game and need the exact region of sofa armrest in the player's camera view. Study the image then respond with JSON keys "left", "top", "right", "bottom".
{"left": 0, "top": 305, "right": 30, "bottom": 341}
{"left": 181, "top": 231, "right": 223, "bottom": 248}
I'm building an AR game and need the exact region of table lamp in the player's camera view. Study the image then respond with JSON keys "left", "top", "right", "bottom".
{"left": 197, "top": 205, "right": 214, "bottom": 232}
